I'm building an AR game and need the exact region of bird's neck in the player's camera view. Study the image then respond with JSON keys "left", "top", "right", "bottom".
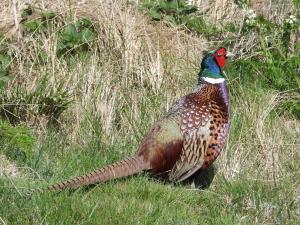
{"left": 199, "top": 76, "right": 225, "bottom": 84}
{"left": 198, "top": 68, "right": 225, "bottom": 84}
{"left": 198, "top": 63, "right": 225, "bottom": 84}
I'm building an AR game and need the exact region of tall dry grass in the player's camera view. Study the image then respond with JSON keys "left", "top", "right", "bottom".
{"left": 1, "top": 0, "right": 207, "bottom": 135}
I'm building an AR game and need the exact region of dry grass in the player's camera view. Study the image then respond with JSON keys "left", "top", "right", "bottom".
{"left": 220, "top": 90, "right": 300, "bottom": 181}
{"left": 0, "top": 155, "right": 19, "bottom": 178}
{"left": 1, "top": 0, "right": 207, "bottom": 133}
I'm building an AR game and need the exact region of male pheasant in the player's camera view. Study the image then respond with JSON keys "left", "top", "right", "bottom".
{"left": 46, "top": 47, "right": 232, "bottom": 191}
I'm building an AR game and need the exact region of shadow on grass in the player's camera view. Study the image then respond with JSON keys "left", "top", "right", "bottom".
{"left": 148, "top": 164, "right": 217, "bottom": 189}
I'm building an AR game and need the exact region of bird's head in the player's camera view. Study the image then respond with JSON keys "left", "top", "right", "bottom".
{"left": 199, "top": 47, "right": 234, "bottom": 84}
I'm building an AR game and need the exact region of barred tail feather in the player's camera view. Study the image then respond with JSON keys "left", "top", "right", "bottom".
{"left": 47, "top": 155, "right": 149, "bottom": 192}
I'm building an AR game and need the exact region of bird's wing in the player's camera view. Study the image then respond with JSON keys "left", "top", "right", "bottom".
{"left": 136, "top": 95, "right": 187, "bottom": 174}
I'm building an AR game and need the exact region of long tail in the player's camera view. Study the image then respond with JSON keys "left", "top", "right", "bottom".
{"left": 25, "top": 155, "right": 149, "bottom": 195}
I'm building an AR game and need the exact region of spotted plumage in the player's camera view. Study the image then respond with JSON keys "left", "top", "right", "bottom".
{"left": 33, "top": 47, "right": 231, "bottom": 193}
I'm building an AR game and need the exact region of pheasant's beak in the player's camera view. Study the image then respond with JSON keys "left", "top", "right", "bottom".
{"left": 226, "top": 51, "right": 234, "bottom": 58}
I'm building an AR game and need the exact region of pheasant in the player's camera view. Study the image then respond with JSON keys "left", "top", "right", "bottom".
{"left": 46, "top": 47, "right": 232, "bottom": 192}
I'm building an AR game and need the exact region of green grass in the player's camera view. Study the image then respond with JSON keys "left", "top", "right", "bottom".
{"left": 1, "top": 153, "right": 299, "bottom": 224}
{"left": 0, "top": 0, "right": 299, "bottom": 224}
{"left": 1, "top": 129, "right": 299, "bottom": 224}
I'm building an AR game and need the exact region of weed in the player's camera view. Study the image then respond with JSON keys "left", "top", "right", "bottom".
{"left": 57, "top": 17, "right": 96, "bottom": 56}
{"left": 140, "top": 0, "right": 218, "bottom": 37}
{"left": 21, "top": 6, "right": 96, "bottom": 57}
{"left": 0, "top": 75, "right": 73, "bottom": 126}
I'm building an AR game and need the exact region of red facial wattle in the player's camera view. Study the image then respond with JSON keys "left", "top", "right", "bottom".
{"left": 214, "top": 55, "right": 226, "bottom": 68}
{"left": 213, "top": 48, "right": 227, "bottom": 68}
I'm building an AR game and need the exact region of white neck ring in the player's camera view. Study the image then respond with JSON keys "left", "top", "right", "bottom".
{"left": 201, "top": 77, "right": 225, "bottom": 84}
